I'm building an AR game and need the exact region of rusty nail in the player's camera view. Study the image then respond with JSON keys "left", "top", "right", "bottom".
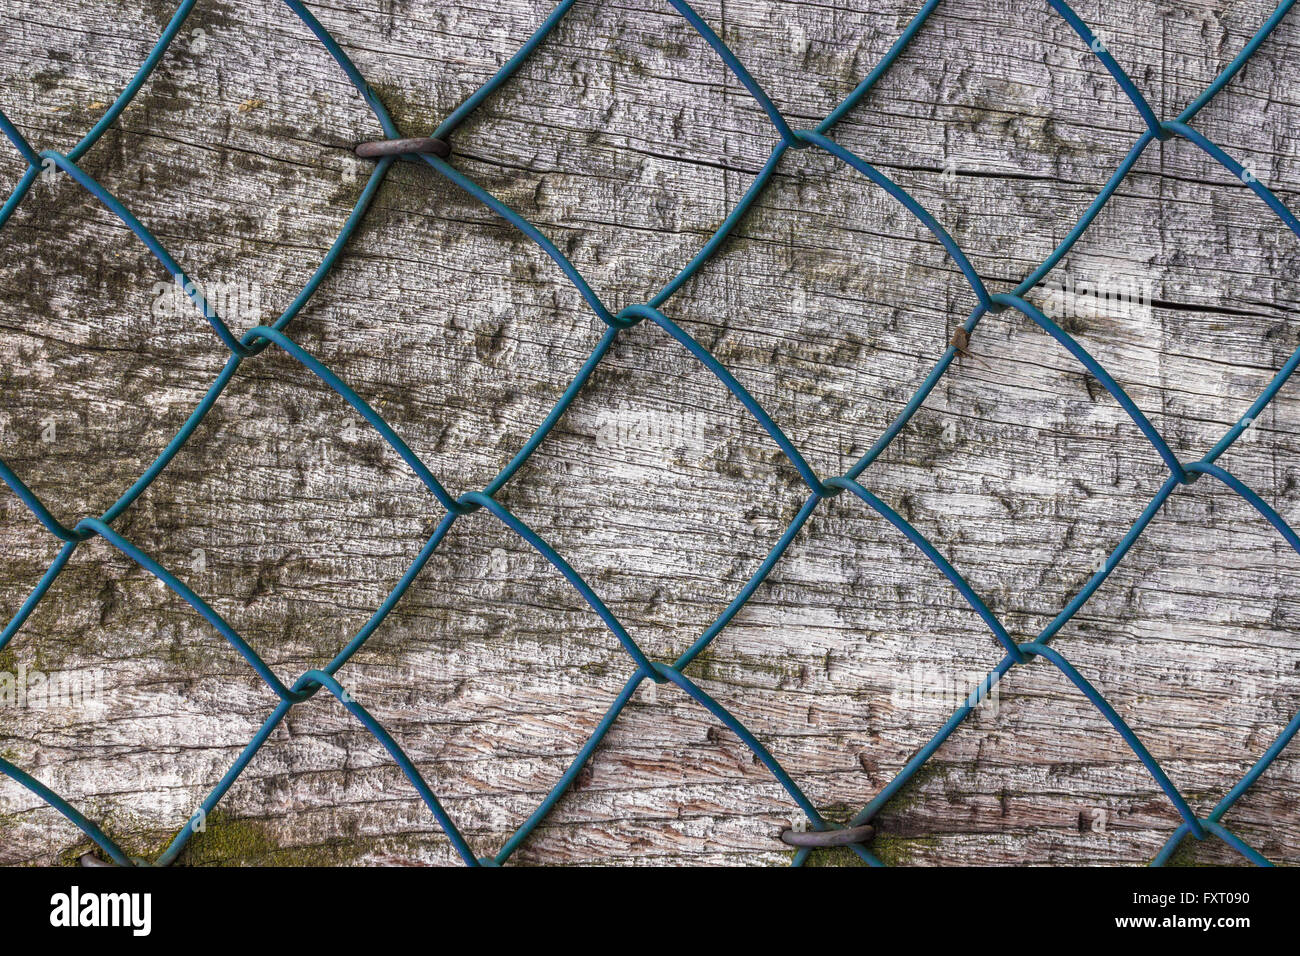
{"left": 950, "top": 326, "right": 992, "bottom": 369}
{"left": 779, "top": 822, "right": 875, "bottom": 848}
{"left": 950, "top": 327, "right": 971, "bottom": 354}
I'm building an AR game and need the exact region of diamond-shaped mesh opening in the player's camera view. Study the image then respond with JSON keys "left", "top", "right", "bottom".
{"left": 118, "top": 359, "right": 442, "bottom": 669}
{"left": 290, "top": 163, "right": 605, "bottom": 495}
{"left": 486, "top": 337, "right": 804, "bottom": 664}
{"left": 659, "top": 146, "right": 969, "bottom": 477}
{"left": 0, "top": 185, "right": 228, "bottom": 523}
{"left": 0, "top": 531, "right": 284, "bottom": 864}
{"left": 432, "top": 1, "right": 750, "bottom": 308}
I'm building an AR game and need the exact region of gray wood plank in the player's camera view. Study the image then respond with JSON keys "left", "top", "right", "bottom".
{"left": 1, "top": 0, "right": 1299, "bottom": 865}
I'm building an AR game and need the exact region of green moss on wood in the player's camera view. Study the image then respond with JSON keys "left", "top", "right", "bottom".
{"left": 794, "top": 845, "right": 871, "bottom": 867}
{"left": 175, "top": 810, "right": 447, "bottom": 866}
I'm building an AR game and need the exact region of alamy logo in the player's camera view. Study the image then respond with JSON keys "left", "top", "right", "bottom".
{"left": 49, "top": 886, "right": 151, "bottom": 937}
{"left": 0, "top": 664, "right": 104, "bottom": 710}
{"left": 1035, "top": 267, "right": 1152, "bottom": 322}
{"left": 891, "top": 664, "right": 1000, "bottom": 718}
{"left": 151, "top": 274, "right": 263, "bottom": 324}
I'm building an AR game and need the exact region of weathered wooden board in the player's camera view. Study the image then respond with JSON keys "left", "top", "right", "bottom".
{"left": 1, "top": 0, "right": 1299, "bottom": 866}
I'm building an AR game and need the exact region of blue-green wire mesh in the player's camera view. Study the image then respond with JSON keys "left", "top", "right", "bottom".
{"left": 1, "top": 0, "right": 1299, "bottom": 867}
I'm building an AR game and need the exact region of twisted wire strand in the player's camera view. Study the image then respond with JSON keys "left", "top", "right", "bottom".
{"left": 1, "top": 0, "right": 1298, "bottom": 867}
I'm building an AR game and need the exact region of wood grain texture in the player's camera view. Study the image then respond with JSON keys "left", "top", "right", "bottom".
{"left": 1, "top": 0, "right": 1299, "bottom": 866}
